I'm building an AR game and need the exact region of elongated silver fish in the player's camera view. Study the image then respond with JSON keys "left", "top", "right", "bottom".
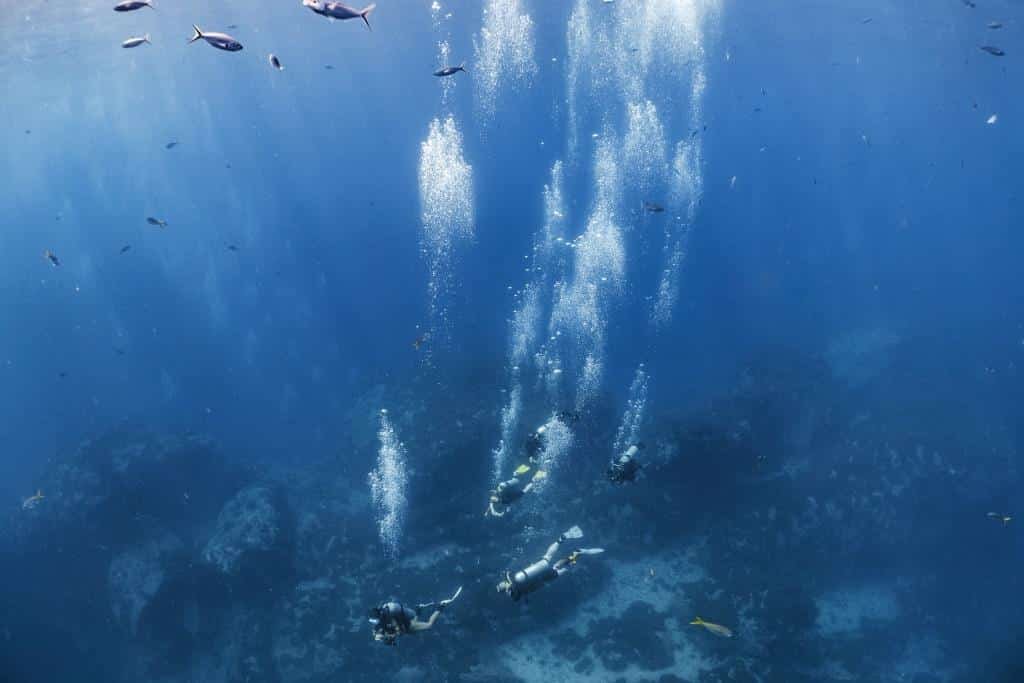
{"left": 114, "top": 0, "right": 153, "bottom": 11}
{"left": 303, "top": 1, "right": 376, "bottom": 30}
{"left": 433, "top": 62, "right": 466, "bottom": 77}
{"left": 122, "top": 34, "right": 151, "bottom": 48}
{"left": 188, "top": 25, "right": 243, "bottom": 52}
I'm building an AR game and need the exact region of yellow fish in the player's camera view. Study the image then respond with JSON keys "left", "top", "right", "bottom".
{"left": 690, "top": 617, "right": 734, "bottom": 638}
{"left": 987, "top": 512, "right": 1012, "bottom": 525}
{"left": 22, "top": 489, "right": 44, "bottom": 511}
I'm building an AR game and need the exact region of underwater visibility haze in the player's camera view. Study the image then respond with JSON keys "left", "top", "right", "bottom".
{"left": 1, "top": 0, "right": 1023, "bottom": 681}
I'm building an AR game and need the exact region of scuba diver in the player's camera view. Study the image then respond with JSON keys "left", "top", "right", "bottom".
{"left": 368, "top": 586, "right": 462, "bottom": 646}
{"left": 486, "top": 411, "right": 578, "bottom": 518}
{"left": 486, "top": 464, "right": 546, "bottom": 517}
{"left": 524, "top": 410, "right": 579, "bottom": 462}
{"left": 607, "top": 443, "right": 644, "bottom": 484}
{"left": 496, "top": 526, "right": 604, "bottom": 601}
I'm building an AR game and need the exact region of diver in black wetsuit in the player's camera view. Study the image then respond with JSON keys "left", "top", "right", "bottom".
{"left": 524, "top": 411, "right": 579, "bottom": 462}
{"left": 368, "top": 587, "right": 462, "bottom": 645}
{"left": 607, "top": 443, "right": 644, "bottom": 484}
{"left": 496, "top": 526, "right": 604, "bottom": 601}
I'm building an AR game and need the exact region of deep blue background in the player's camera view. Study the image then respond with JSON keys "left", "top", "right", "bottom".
{"left": 0, "top": 0, "right": 1021, "bottom": 538}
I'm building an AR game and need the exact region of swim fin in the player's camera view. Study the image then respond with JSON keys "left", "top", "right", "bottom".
{"left": 514, "top": 464, "right": 531, "bottom": 476}
{"left": 563, "top": 525, "right": 583, "bottom": 540}
{"left": 576, "top": 547, "right": 605, "bottom": 555}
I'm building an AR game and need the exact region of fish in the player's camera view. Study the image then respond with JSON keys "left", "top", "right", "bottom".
{"left": 122, "top": 34, "right": 151, "bottom": 48}
{"left": 690, "top": 617, "right": 733, "bottom": 638}
{"left": 114, "top": 0, "right": 154, "bottom": 11}
{"left": 165, "top": 141, "right": 179, "bottom": 149}
{"left": 303, "top": 1, "right": 377, "bottom": 30}
{"left": 987, "top": 114, "right": 998, "bottom": 125}
{"left": 22, "top": 490, "right": 44, "bottom": 511}
{"left": 861, "top": 17, "right": 872, "bottom": 24}
{"left": 43, "top": 249, "right": 60, "bottom": 267}
{"left": 269, "top": 54, "right": 284, "bottom": 70}
{"left": 962, "top": 0, "right": 975, "bottom": 7}
{"left": 188, "top": 25, "right": 244, "bottom": 52}
{"left": 413, "top": 333, "right": 429, "bottom": 350}
{"left": 987, "top": 512, "right": 1012, "bottom": 525}
{"left": 642, "top": 201, "right": 665, "bottom": 214}
{"left": 988, "top": 21, "right": 1002, "bottom": 29}
{"left": 979, "top": 46, "right": 1005, "bottom": 56}
{"left": 147, "top": 217, "right": 168, "bottom": 228}
{"left": 119, "top": 244, "right": 132, "bottom": 254}
{"left": 226, "top": 244, "right": 239, "bottom": 252}
{"left": 324, "top": 64, "right": 335, "bottom": 70}
{"left": 433, "top": 62, "right": 466, "bottom": 77}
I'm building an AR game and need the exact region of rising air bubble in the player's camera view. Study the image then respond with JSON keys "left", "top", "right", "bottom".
{"left": 419, "top": 115, "right": 474, "bottom": 339}
{"left": 368, "top": 410, "right": 408, "bottom": 559}
{"left": 473, "top": 0, "right": 537, "bottom": 123}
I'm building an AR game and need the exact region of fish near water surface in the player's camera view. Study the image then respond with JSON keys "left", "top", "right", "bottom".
{"left": 303, "top": 1, "right": 377, "bottom": 30}
{"left": 122, "top": 34, "right": 150, "bottom": 48}
{"left": 188, "top": 25, "right": 243, "bottom": 52}
{"left": 113, "top": 0, "right": 153, "bottom": 11}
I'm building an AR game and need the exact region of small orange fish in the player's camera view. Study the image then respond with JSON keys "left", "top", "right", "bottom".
{"left": 690, "top": 617, "right": 733, "bottom": 638}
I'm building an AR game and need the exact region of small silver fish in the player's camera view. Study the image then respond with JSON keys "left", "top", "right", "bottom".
{"left": 980, "top": 45, "right": 1005, "bottom": 56}
{"left": 269, "top": 54, "right": 284, "bottom": 70}
{"left": 188, "top": 25, "right": 243, "bottom": 52}
{"left": 114, "top": 0, "right": 153, "bottom": 11}
{"left": 303, "top": 1, "right": 377, "bottom": 30}
{"left": 122, "top": 34, "right": 151, "bottom": 48}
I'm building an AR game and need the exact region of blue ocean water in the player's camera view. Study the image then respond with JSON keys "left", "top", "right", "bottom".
{"left": 1, "top": 0, "right": 1022, "bottom": 681}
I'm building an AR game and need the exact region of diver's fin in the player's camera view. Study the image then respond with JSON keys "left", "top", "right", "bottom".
{"left": 514, "top": 464, "right": 531, "bottom": 476}
{"left": 563, "top": 525, "right": 583, "bottom": 540}
{"left": 144, "top": 33, "right": 151, "bottom": 44}
{"left": 690, "top": 617, "right": 704, "bottom": 625}
{"left": 446, "top": 586, "right": 462, "bottom": 604}
{"left": 531, "top": 469, "right": 547, "bottom": 482}
{"left": 576, "top": 547, "right": 604, "bottom": 555}
{"left": 361, "top": 3, "right": 376, "bottom": 30}
{"left": 189, "top": 25, "right": 203, "bottom": 43}
{"left": 458, "top": 61, "right": 467, "bottom": 73}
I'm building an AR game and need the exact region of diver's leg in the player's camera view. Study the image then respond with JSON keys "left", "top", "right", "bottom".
{"left": 410, "top": 610, "right": 442, "bottom": 632}
{"left": 542, "top": 540, "right": 561, "bottom": 563}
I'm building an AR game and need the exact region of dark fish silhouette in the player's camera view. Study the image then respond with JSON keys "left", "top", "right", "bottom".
{"left": 165, "top": 141, "right": 179, "bottom": 149}
{"left": 988, "top": 21, "right": 1002, "bottom": 29}
{"left": 114, "top": 0, "right": 153, "bottom": 11}
{"left": 147, "top": 217, "right": 168, "bottom": 228}
{"left": 226, "top": 244, "right": 239, "bottom": 252}
{"left": 433, "top": 62, "right": 466, "bottom": 77}
{"left": 962, "top": 0, "right": 976, "bottom": 7}
{"left": 980, "top": 45, "right": 1005, "bottom": 56}
{"left": 43, "top": 249, "right": 60, "bottom": 267}
{"left": 642, "top": 201, "right": 665, "bottom": 214}
{"left": 120, "top": 244, "right": 132, "bottom": 254}
{"left": 269, "top": 54, "right": 284, "bottom": 70}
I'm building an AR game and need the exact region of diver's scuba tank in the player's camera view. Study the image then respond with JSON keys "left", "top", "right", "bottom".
{"left": 511, "top": 559, "right": 558, "bottom": 599}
